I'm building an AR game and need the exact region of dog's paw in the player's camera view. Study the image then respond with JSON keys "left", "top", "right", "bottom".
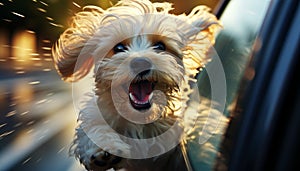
{"left": 89, "top": 149, "right": 126, "bottom": 171}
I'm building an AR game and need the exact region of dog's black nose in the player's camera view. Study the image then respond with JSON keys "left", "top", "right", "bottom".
{"left": 130, "top": 57, "right": 152, "bottom": 75}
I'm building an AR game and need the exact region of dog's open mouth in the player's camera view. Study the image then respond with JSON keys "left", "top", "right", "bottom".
{"left": 129, "top": 80, "right": 154, "bottom": 110}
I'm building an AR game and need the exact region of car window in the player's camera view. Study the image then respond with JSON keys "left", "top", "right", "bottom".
{"left": 198, "top": 0, "right": 271, "bottom": 115}
{"left": 190, "top": 0, "right": 271, "bottom": 170}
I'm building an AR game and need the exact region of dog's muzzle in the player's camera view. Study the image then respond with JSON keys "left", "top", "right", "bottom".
{"left": 129, "top": 57, "right": 154, "bottom": 111}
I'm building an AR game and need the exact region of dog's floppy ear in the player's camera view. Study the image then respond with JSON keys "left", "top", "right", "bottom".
{"left": 52, "top": 6, "right": 105, "bottom": 82}
{"left": 181, "top": 6, "right": 221, "bottom": 77}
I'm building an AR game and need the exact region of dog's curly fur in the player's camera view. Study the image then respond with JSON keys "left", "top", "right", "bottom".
{"left": 52, "top": 0, "right": 227, "bottom": 170}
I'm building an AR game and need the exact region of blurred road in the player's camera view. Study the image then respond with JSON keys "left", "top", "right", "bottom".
{"left": 0, "top": 70, "right": 85, "bottom": 171}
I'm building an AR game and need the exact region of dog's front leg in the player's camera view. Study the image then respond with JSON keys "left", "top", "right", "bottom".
{"left": 72, "top": 126, "right": 130, "bottom": 171}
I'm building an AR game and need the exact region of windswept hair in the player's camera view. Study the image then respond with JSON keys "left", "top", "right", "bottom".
{"left": 52, "top": 0, "right": 221, "bottom": 82}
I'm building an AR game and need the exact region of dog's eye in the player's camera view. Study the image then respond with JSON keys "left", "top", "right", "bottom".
{"left": 153, "top": 42, "right": 166, "bottom": 51}
{"left": 113, "top": 43, "right": 127, "bottom": 53}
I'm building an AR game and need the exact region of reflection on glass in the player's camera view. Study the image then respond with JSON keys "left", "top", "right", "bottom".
{"left": 192, "top": 0, "right": 271, "bottom": 170}
{"left": 198, "top": 0, "right": 271, "bottom": 111}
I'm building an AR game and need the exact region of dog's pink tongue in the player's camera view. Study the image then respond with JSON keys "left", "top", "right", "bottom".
{"left": 130, "top": 81, "right": 152, "bottom": 102}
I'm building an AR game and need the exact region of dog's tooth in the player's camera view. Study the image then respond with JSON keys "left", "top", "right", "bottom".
{"left": 149, "top": 92, "right": 153, "bottom": 101}
{"left": 129, "top": 93, "right": 135, "bottom": 101}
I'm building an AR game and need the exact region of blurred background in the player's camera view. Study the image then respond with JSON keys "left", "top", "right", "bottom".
{"left": 0, "top": 0, "right": 270, "bottom": 170}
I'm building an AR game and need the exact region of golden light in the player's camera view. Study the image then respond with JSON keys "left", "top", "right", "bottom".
{"left": 12, "top": 30, "right": 37, "bottom": 66}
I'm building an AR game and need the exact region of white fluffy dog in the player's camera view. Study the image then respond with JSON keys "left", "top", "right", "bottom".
{"left": 52, "top": 0, "right": 226, "bottom": 170}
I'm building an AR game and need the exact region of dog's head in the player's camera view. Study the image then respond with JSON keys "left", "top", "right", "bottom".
{"left": 52, "top": 0, "right": 221, "bottom": 122}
